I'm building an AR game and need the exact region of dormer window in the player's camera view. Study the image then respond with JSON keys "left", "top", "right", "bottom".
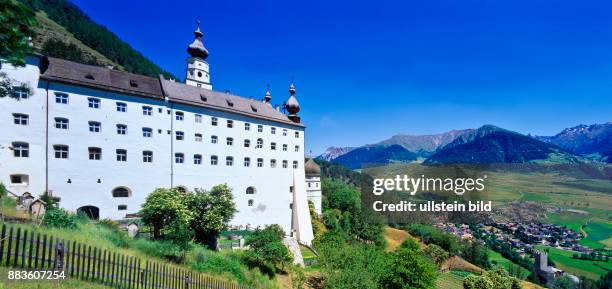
{"left": 85, "top": 74, "right": 95, "bottom": 80}
{"left": 251, "top": 105, "right": 258, "bottom": 112}
{"left": 200, "top": 94, "right": 207, "bottom": 102}
{"left": 129, "top": 80, "right": 138, "bottom": 87}
{"left": 226, "top": 99, "right": 234, "bottom": 107}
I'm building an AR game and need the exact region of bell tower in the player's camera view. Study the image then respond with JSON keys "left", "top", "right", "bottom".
{"left": 185, "top": 20, "right": 212, "bottom": 90}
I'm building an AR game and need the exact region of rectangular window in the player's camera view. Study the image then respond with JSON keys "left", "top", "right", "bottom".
{"left": 88, "top": 98, "right": 100, "bottom": 108}
{"left": 118, "top": 205, "right": 127, "bottom": 211}
{"left": 143, "top": 151, "right": 153, "bottom": 163}
{"left": 293, "top": 160, "right": 298, "bottom": 169}
{"left": 88, "top": 147, "right": 101, "bottom": 160}
{"left": 13, "top": 113, "right": 28, "bottom": 125}
{"left": 53, "top": 145, "right": 68, "bottom": 159}
{"left": 142, "top": 128, "right": 152, "bottom": 138}
{"left": 257, "top": 125, "right": 263, "bottom": 132}
{"left": 55, "top": 93, "right": 68, "bottom": 104}
{"left": 244, "top": 123, "right": 250, "bottom": 131}
{"left": 295, "top": 145, "right": 300, "bottom": 152}
{"left": 227, "top": 120, "right": 233, "bottom": 128}
{"left": 271, "top": 142, "right": 277, "bottom": 150}
{"left": 257, "top": 158, "right": 263, "bottom": 168}
{"left": 117, "top": 124, "right": 127, "bottom": 135}
{"left": 175, "top": 153, "right": 184, "bottom": 163}
{"left": 244, "top": 157, "right": 250, "bottom": 167}
{"left": 282, "top": 144, "right": 288, "bottom": 151}
{"left": 176, "top": 131, "right": 184, "bottom": 140}
{"left": 283, "top": 129, "right": 287, "bottom": 136}
{"left": 175, "top": 111, "right": 184, "bottom": 121}
{"left": 116, "top": 102, "right": 127, "bottom": 112}
{"left": 248, "top": 199, "right": 254, "bottom": 206}
{"left": 116, "top": 149, "right": 127, "bottom": 162}
{"left": 210, "top": 155, "right": 218, "bottom": 165}
{"left": 271, "top": 127, "right": 276, "bottom": 134}
{"left": 10, "top": 175, "right": 23, "bottom": 184}
{"left": 195, "top": 133, "right": 203, "bottom": 142}
{"left": 226, "top": 156, "right": 234, "bottom": 166}
{"left": 194, "top": 154, "right": 202, "bottom": 165}
{"left": 89, "top": 121, "right": 101, "bottom": 132}
{"left": 282, "top": 160, "right": 288, "bottom": 168}
{"left": 12, "top": 87, "right": 28, "bottom": 99}
{"left": 270, "top": 159, "right": 277, "bottom": 168}
{"left": 55, "top": 118, "right": 69, "bottom": 129}
{"left": 244, "top": 139, "right": 250, "bottom": 147}
{"left": 211, "top": 135, "right": 218, "bottom": 144}
{"left": 142, "top": 106, "right": 152, "bottom": 116}
{"left": 211, "top": 117, "right": 218, "bottom": 126}
{"left": 226, "top": 137, "right": 233, "bottom": 146}
{"left": 195, "top": 114, "right": 202, "bottom": 123}
{"left": 256, "top": 139, "right": 263, "bottom": 149}
{"left": 295, "top": 131, "right": 300, "bottom": 138}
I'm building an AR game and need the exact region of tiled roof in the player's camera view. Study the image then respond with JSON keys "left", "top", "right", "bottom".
{"left": 39, "top": 57, "right": 303, "bottom": 127}
{"left": 160, "top": 78, "right": 303, "bottom": 127}
{"left": 40, "top": 57, "right": 164, "bottom": 98}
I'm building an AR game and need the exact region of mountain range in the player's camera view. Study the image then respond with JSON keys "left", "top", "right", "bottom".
{"left": 319, "top": 122, "right": 612, "bottom": 168}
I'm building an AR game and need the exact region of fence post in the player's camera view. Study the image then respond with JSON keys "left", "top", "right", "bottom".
{"left": 6, "top": 226, "right": 13, "bottom": 266}
{"left": 185, "top": 273, "right": 191, "bottom": 289}
{"left": 27, "top": 230, "right": 34, "bottom": 269}
{"left": 20, "top": 229, "right": 27, "bottom": 268}
{"left": 0, "top": 224, "right": 6, "bottom": 264}
{"left": 13, "top": 227, "right": 20, "bottom": 267}
{"left": 47, "top": 236, "right": 54, "bottom": 268}
{"left": 55, "top": 240, "right": 64, "bottom": 269}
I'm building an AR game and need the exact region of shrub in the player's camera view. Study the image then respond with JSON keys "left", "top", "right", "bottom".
{"left": 43, "top": 208, "right": 77, "bottom": 229}
{"left": 243, "top": 224, "right": 292, "bottom": 276}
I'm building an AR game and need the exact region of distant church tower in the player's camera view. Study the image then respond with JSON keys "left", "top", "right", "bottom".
{"left": 185, "top": 20, "right": 212, "bottom": 90}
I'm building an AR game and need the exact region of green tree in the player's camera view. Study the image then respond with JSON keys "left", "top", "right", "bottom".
{"left": 140, "top": 187, "right": 193, "bottom": 246}
{"left": 188, "top": 184, "right": 237, "bottom": 249}
{"left": 0, "top": 0, "right": 36, "bottom": 67}
{"left": 551, "top": 275, "right": 577, "bottom": 289}
{"left": 243, "top": 224, "right": 292, "bottom": 276}
{"left": 464, "top": 268, "right": 522, "bottom": 289}
{"left": 384, "top": 245, "right": 438, "bottom": 289}
{"left": 316, "top": 234, "right": 388, "bottom": 289}
{"left": 424, "top": 243, "right": 450, "bottom": 268}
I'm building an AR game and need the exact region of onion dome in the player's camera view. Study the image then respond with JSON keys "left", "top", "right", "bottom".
{"left": 305, "top": 159, "right": 321, "bottom": 175}
{"left": 264, "top": 84, "right": 272, "bottom": 103}
{"left": 285, "top": 82, "right": 300, "bottom": 115}
{"left": 187, "top": 20, "right": 209, "bottom": 59}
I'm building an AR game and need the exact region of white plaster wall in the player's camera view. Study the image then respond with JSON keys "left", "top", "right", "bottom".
{"left": 0, "top": 57, "right": 46, "bottom": 197}
{"left": 306, "top": 175, "right": 322, "bottom": 215}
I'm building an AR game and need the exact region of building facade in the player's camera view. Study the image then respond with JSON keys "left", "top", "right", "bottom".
{"left": 0, "top": 23, "right": 314, "bottom": 244}
{"left": 304, "top": 158, "right": 322, "bottom": 215}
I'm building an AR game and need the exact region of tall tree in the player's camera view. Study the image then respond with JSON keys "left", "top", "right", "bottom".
{"left": 188, "top": 184, "right": 237, "bottom": 249}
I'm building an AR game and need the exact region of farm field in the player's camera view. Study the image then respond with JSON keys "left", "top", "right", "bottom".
{"left": 436, "top": 270, "right": 470, "bottom": 289}
{"left": 535, "top": 246, "right": 612, "bottom": 280}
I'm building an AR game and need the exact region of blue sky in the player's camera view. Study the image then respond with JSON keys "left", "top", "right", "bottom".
{"left": 72, "top": 0, "right": 612, "bottom": 154}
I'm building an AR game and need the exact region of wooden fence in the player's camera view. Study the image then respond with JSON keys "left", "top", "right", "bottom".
{"left": 0, "top": 223, "right": 250, "bottom": 289}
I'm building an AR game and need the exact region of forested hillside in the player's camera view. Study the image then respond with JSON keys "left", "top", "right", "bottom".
{"left": 19, "top": 0, "right": 175, "bottom": 79}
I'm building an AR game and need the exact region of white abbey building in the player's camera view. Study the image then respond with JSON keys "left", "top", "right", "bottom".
{"left": 0, "top": 23, "right": 317, "bottom": 245}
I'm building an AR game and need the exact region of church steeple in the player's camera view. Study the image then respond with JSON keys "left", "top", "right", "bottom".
{"left": 285, "top": 78, "right": 301, "bottom": 123}
{"left": 185, "top": 20, "right": 212, "bottom": 90}
{"left": 187, "top": 20, "right": 208, "bottom": 59}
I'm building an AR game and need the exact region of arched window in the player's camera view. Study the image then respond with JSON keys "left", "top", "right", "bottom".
{"left": 256, "top": 138, "right": 263, "bottom": 149}
{"left": 112, "top": 187, "right": 131, "bottom": 198}
{"left": 246, "top": 187, "right": 256, "bottom": 195}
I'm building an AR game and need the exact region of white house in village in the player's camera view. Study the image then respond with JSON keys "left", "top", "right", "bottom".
{"left": 0, "top": 22, "right": 316, "bottom": 245}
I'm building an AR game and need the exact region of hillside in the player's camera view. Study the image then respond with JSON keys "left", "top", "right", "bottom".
{"left": 424, "top": 125, "right": 582, "bottom": 164}
{"left": 19, "top": 0, "right": 175, "bottom": 79}
{"left": 534, "top": 122, "right": 612, "bottom": 163}
{"left": 331, "top": 144, "right": 418, "bottom": 169}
